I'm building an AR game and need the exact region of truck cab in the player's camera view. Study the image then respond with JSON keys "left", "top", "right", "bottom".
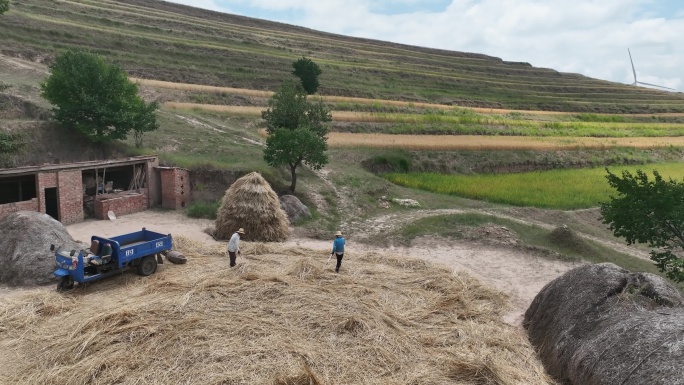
{"left": 53, "top": 228, "right": 173, "bottom": 290}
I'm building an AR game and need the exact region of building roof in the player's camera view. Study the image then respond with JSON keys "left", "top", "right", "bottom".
{"left": 0, "top": 156, "right": 158, "bottom": 177}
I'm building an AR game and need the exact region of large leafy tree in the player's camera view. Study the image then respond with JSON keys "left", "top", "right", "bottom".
{"left": 600, "top": 169, "right": 684, "bottom": 282}
{"left": 0, "top": 0, "right": 9, "bottom": 14}
{"left": 41, "top": 50, "right": 158, "bottom": 143}
{"left": 262, "top": 81, "right": 331, "bottom": 192}
{"left": 291, "top": 57, "right": 322, "bottom": 95}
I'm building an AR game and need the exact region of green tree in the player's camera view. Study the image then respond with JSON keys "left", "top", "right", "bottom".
{"left": 130, "top": 100, "right": 159, "bottom": 148}
{"left": 41, "top": 50, "right": 158, "bottom": 143}
{"left": 292, "top": 57, "right": 322, "bottom": 95}
{"left": 0, "top": 0, "right": 9, "bottom": 15}
{"left": 262, "top": 81, "right": 331, "bottom": 192}
{"left": 0, "top": 132, "right": 22, "bottom": 154}
{"left": 600, "top": 169, "right": 684, "bottom": 282}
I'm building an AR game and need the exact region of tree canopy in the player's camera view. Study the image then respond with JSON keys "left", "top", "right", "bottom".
{"left": 600, "top": 169, "right": 684, "bottom": 282}
{"left": 291, "top": 57, "right": 322, "bottom": 95}
{"left": 0, "top": 0, "right": 9, "bottom": 15}
{"left": 41, "top": 50, "right": 158, "bottom": 144}
{"left": 262, "top": 81, "right": 331, "bottom": 192}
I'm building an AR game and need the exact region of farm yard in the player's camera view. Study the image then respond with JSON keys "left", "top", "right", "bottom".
{"left": 1, "top": 0, "right": 684, "bottom": 384}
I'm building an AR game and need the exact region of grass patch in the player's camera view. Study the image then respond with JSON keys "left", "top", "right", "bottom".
{"left": 398, "top": 214, "right": 667, "bottom": 278}
{"left": 186, "top": 200, "right": 220, "bottom": 219}
{"left": 575, "top": 113, "right": 630, "bottom": 123}
{"left": 367, "top": 151, "right": 412, "bottom": 173}
{"left": 386, "top": 162, "right": 684, "bottom": 209}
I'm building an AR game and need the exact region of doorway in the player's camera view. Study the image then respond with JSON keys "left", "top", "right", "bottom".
{"left": 45, "top": 187, "right": 59, "bottom": 220}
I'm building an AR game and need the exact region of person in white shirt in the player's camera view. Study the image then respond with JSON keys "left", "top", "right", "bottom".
{"left": 227, "top": 228, "right": 245, "bottom": 267}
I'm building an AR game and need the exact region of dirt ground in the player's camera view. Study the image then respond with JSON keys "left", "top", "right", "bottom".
{"left": 65, "top": 210, "right": 580, "bottom": 325}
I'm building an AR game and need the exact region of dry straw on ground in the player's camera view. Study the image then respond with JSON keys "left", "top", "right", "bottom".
{"left": 215, "top": 172, "right": 290, "bottom": 242}
{"left": 0, "top": 236, "right": 555, "bottom": 385}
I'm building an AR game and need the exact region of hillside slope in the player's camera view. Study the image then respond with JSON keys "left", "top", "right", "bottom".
{"left": 2, "top": 0, "right": 683, "bottom": 112}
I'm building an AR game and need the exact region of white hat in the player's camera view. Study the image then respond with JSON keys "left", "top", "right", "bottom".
{"left": 335, "top": 231, "right": 342, "bottom": 236}
{"left": 237, "top": 228, "right": 245, "bottom": 234}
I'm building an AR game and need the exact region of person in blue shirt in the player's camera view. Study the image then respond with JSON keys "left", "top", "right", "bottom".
{"left": 331, "top": 230, "right": 345, "bottom": 273}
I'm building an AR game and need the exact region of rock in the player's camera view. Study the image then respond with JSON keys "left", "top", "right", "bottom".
{"left": 279, "top": 195, "right": 311, "bottom": 223}
{"left": 524, "top": 263, "right": 684, "bottom": 385}
{"left": 0, "top": 211, "right": 86, "bottom": 286}
{"left": 391, "top": 198, "right": 420, "bottom": 207}
{"left": 165, "top": 250, "right": 187, "bottom": 265}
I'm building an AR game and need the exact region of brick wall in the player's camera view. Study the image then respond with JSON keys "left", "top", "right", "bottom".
{"left": 36, "top": 172, "right": 57, "bottom": 213}
{"left": 57, "top": 170, "right": 84, "bottom": 225}
{"left": 160, "top": 168, "right": 190, "bottom": 210}
{"left": 146, "top": 158, "right": 161, "bottom": 207}
{"left": 94, "top": 191, "right": 148, "bottom": 219}
{"left": 0, "top": 198, "right": 39, "bottom": 220}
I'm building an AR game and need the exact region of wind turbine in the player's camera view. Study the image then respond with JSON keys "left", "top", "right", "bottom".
{"left": 628, "top": 48, "right": 675, "bottom": 91}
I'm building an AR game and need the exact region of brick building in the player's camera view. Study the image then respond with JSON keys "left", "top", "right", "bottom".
{"left": 0, "top": 156, "right": 185, "bottom": 225}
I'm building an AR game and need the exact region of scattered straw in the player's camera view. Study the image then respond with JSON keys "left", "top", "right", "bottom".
{"left": 0, "top": 238, "right": 555, "bottom": 384}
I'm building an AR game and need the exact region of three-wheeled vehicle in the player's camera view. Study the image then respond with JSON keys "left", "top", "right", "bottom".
{"left": 53, "top": 228, "right": 173, "bottom": 290}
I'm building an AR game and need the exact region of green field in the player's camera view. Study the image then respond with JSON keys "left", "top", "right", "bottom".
{"left": 386, "top": 163, "right": 684, "bottom": 209}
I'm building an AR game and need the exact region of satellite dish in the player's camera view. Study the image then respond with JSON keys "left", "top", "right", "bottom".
{"left": 107, "top": 210, "right": 117, "bottom": 220}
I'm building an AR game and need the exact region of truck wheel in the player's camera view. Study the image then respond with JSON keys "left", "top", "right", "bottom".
{"left": 57, "top": 276, "right": 74, "bottom": 291}
{"left": 137, "top": 255, "right": 158, "bottom": 276}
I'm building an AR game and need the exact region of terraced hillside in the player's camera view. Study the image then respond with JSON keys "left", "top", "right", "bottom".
{"left": 2, "top": 0, "right": 684, "bottom": 113}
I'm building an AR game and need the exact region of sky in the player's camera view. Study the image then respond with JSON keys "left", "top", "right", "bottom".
{"left": 167, "top": 0, "right": 684, "bottom": 91}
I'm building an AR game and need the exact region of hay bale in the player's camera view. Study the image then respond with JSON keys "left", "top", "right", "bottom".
{"left": 215, "top": 172, "right": 290, "bottom": 242}
{"left": 0, "top": 211, "right": 85, "bottom": 286}
{"left": 524, "top": 263, "right": 684, "bottom": 385}
{"left": 279, "top": 195, "right": 311, "bottom": 223}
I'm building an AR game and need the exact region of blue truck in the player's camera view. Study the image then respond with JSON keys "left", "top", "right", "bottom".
{"left": 53, "top": 228, "right": 173, "bottom": 291}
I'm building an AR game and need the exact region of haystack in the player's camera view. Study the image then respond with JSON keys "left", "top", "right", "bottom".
{"left": 0, "top": 211, "right": 85, "bottom": 286}
{"left": 215, "top": 172, "right": 289, "bottom": 241}
{"left": 524, "top": 263, "right": 684, "bottom": 385}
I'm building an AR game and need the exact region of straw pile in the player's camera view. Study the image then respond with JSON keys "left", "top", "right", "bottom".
{"left": 215, "top": 172, "right": 289, "bottom": 242}
{"left": 524, "top": 263, "right": 684, "bottom": 385}
{"left": 0, "top": 236, "right": 555, "bottom": 385}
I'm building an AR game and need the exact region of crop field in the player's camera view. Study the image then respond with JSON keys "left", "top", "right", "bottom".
{"left": 325, "top": 133, "right": 684, "bottom": 150}
{"left": 385, "top": 163, "right": 684, "bottom": 209}
{"left": 167, "top": 101, "right": 684, "bottom": 130}
{"left": 3, "top": 0, "right": 684, "bottom": 113}
{"left": 147, "top": 78, "right": 684, "bottom": 118}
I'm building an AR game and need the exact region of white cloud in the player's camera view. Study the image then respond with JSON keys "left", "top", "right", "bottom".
{"left": 170, "top": 0, "right": 684, "bottom": 91}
